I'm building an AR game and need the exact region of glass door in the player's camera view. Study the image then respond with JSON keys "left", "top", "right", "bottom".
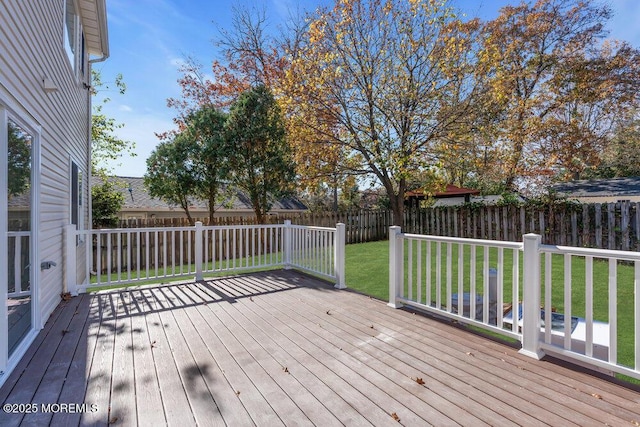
{"left": 5, "top": 118, "right": 33, "bottom": 358}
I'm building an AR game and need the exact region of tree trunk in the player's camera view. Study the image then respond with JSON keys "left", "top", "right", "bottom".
{"left": 208, "top": 192, "right": 216, "bottom": 223}
{"left": 381, "top": 177, "right": 405, "bottom": 228}
{"left": 389, "top": 193, "right": 405, "bottom": 227}
{"left": 180, "top": 197, "right": 194, "bottom": 225}
{"left": 182, "top": 207, "right": 194, "bottom": 226}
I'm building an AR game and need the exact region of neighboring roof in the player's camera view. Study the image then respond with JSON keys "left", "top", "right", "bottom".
{"left": 78, "top": 0, "right": 109, "bottom": 58}
{"left": 97, "top": 176, "right": 307, "bottom": 212}
{"left": 553, "top": 177, "right": 640, "bottom": 198}
{"left": 406, "top": 184, "right": 480, "bottom": 199}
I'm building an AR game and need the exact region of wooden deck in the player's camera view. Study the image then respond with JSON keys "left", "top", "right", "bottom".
{"left": 0, "top": 270, "right": 639, "bottom": 426}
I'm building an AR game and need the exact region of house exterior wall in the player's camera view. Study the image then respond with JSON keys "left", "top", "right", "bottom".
{"left": 1, "top": 0, "right": 93, "bottom": 325}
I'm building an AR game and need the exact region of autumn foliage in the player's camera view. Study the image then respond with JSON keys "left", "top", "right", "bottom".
{"left": 162, "top": 0, "right": 640, "bottom": 226}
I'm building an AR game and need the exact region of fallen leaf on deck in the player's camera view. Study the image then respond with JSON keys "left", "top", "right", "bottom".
{"left": 282, "top": 366, "right": 289, "bottom": 373}
{"left": 109, "top": 417, "right": 118, "bottom": 424}
{"left": 151, "top": 340, "right": 157, "bottom": 348}
{"left": 391, "top": 412, "right": 400, "bottom": 422}
{"left": 61, "top": 292, "right": 72, "bottom": 301}
{"left": 236, "top": 390, "right": 241, "bottom": 396}
{"left": 326, "top": 310, "right": 331, "bottom": 315}
{"left": 415, "top": 377, "right": 425, "bottom": 385}
{"left": 465, "top": 352, "right": 474, "bottom": 357}
{"left": 250, "top": 297, "right": 254, "bottom": 302}
{"left": 62, "top": 329, "right": 69, "bottom": 336}
{"left": 591, "top": 393, "right": 602, "bottom": 400}
{"left": 369, "top": 325, "right": 374, "bottom": 329}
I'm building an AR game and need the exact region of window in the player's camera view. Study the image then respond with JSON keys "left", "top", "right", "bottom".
{"left": 71, "top": 160, "right": 85, "bottom": 240}
{"left": 63, "top": 0, "right": 77, "bottom": 70}
{"left": 64, "top": 0, "right": 86, "bottom": 78}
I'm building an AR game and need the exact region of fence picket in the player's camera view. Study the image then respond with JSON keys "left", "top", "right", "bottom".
{"left": 110, "top": 203, "right": 640, "bottom": 251}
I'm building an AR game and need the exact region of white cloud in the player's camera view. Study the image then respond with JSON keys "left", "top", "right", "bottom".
{"left": 169, "top": 57, "right": 186, "bottom": 68}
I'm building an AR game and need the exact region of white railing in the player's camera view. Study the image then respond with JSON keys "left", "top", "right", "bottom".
{"left": 65, "top": 221, "right": 345, "bottom": 294}
{"left": 537, "top": 243, "right": 640, "bottom": 380}
{"left": 287, "top": 224, "right": 345, "bottom": 284}
{"left": 7, "top": 231, "right": 30, "bottom": 298}
{"left": 388, "top": 226, "right": 523, "bottom": 341}
{"left": 389, "top": 227, "right": 640, "bottom": 381}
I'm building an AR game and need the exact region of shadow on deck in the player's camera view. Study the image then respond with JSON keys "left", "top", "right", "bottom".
{"left": 0, "top": 269, "right": 638, "bottom": 426}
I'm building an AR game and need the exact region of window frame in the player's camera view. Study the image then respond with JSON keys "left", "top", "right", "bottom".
{"left": 69, "top": 158, "right": 85, "bottom": 242}
{"left": 63, "top": 0, "right": 87, "bottom": 80}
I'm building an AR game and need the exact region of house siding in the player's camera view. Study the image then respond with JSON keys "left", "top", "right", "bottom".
{"left": 1, "top": 1, "right": 92, "bottom": 325}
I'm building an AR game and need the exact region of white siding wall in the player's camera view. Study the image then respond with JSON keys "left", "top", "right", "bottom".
{"left": 0, "top": 1, "right": 92, "bottom": 325}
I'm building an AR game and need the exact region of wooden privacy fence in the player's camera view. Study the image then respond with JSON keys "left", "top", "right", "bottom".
{"left": 402, "top": 201, "right": 640, "bottom": 251}
{"left": 115, "top": 210, "right": 392, "bottom": 244}
{"left": 112, "top": 201, "right": 640, "bottom": 251}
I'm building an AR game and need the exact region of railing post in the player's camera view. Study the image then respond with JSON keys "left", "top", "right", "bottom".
{"left": 520, "top": 233, "right": 545, "bottom": 359}
{"left": 388, "top": 226, "right": 403, "bottom": 308}
{"left": 64, "top": 224, "right": 78, "bottom": 296}
{"left": 194, "top": 221, "right": 203, "bottom": 281}
{"left": 334, "top": 223, "right": 346, "bottom": 289}
{"left": 284, "top": 220, "right": 292, "bottom": 269}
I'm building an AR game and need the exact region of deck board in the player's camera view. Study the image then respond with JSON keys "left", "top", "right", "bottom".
{"left": 323, "top": 289, "right": 637, "bottom": 425}
{"left": 184, "top": 283, "right": 340, "bottom": 426}
{"left": 51, "top": 295, "right": 101, "bottom": 426}
{"left": 0, "top": 297, "right": 80, "bottom": 427}
{"left": 141, "top": 287, "right": 197, "bottom": 426}
{"left": 128, "top": 289, "right": 166, "bottom": 427}
{"left": 276, "top": 279, "right": 595, "bottom": 425}
{"left": 80, "top": 293, "right": 116, "bottom": 426}
{"left": 259, "top": 280, "right": 518, "bottom": 426}
{"left": 237, "top": 279, "right": 452, "bottom": 426}
{"left": 0, "top": 270, "right": 638, "bottom": 426}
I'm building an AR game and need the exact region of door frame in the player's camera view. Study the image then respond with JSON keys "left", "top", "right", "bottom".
{"left": 0, "top": 88, "right": 41, "bottom": 374}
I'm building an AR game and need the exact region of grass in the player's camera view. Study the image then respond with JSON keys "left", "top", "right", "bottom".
{"left": 88, "top": 251, "right": 286, "bottom": 292}
{"left": 345, "top": 239, "right": 639, "bottom": 383}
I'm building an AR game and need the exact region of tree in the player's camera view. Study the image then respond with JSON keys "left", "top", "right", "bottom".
{"left": 587, "top": 116, "right": 640, "bottom": 178}
{"left": 144, "top": 134, "right": 201, "bottom": 224}
{"left": 166, "top": 7, "right": 357, "bottom": 210}
{"left": 225, "top": 85, "right": 296, "bottom": 223}
{"left": 91, "top": 70, "right": 135, "bottom": 174}
{"left": 283, "top": 0, "right": 482, "bottom": 225}
{"left": 539, "top": 40, "right": 640, "bottom": 179}
{"left": 90, "top": 70, "right": 136, "bottom": 226}
{"left": 479, "top": 0, "right": 640, "bottom": 187}
{"left": 7, "top": 121, "right": 31, "bottom": 198}
{"left": 184, "top": 107, "right": 232, "bottom": 222}
{"left": 91, "top": 180, "right": 124, "bottom": 228}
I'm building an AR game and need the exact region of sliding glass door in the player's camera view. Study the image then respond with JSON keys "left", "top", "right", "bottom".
{"left": 1, "top": 107, "right": 37, "bottom": 369}
{"left": 6, "top": 118, "right": 33, "bottom": 358}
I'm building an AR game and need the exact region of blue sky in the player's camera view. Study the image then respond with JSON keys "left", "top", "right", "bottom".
{"left": 95, "top": 0, "right": 640, "bottom": 177}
